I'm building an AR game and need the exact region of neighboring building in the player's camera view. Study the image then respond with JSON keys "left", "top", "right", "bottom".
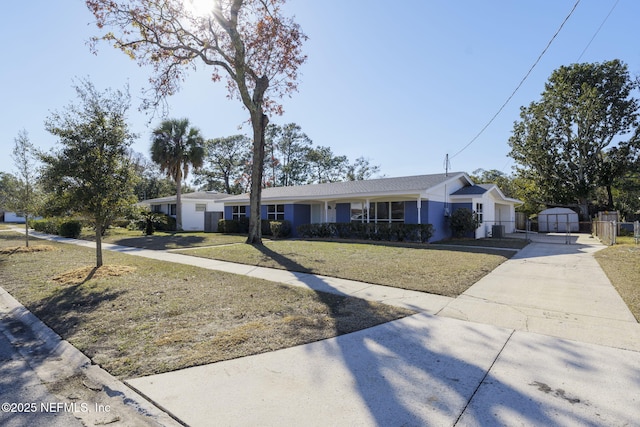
{"left": 537, "top": 207, "right": 580, "bottom": 232}
{"left": 138, "top": 191, "right": 228, "bottom": 232}
{"left": 222, "top": 172, "right": 522, "bottom": 241}
{"left": 0, "top": 211, "right": 28, "bottom": 223}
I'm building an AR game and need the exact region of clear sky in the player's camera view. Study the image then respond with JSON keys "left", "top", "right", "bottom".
{"left": 2, "top": 0, "right": 638, "bottom": 180}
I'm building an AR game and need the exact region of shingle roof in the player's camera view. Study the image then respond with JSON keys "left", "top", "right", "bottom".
{"left": 223, "top": 172, "right": 467, "bottom": 202}
{"left": 450, "top": 184, "right": 493, "bottom": 196}
{"left": 140, "top": 191, "right": 230, "bottom": 204}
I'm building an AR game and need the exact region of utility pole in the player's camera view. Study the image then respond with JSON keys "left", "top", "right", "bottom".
{"left": 444, "top": 154, "right": 451, "bottom": 177}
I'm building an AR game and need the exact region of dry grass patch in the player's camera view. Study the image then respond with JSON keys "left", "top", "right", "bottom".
{"left": 0, "top": 233, "right": 413, "bottom": 379}
{"left": 594, "top": 237, "right": 640, "bottom": 321}
{"left": 52, "top": 265, "right": 136, "bottom": 286}
{"left": 0, "top": 245, "right": 56, "bottom": 254}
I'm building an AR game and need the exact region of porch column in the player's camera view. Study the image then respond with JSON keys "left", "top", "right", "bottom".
{"left": 366, "top": 199, "right": 370, "bottom": 223}
{"left": 324, "top": 201, "right": 328, "bottom": 223}
{"left": 417, "top": 197, "right": 422, "bottom": 224}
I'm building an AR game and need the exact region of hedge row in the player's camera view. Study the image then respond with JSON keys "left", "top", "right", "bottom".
{"left": 218, "top": 218, "right": 292, "bottom": 239}
{"left": 296, "top": 222, "right": 434, "bottom": 243}
{"left": 30, "top": 218, "right": 83, "bottom": 238}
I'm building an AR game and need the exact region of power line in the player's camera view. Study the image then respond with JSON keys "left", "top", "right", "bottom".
{"left": 576, "top": 0, "right": 619, "bottom": 62}
{"left": 450, "top": 0, "right": 581, "bottom": 160}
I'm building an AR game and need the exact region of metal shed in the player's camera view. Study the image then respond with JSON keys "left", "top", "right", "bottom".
{"left": 537, "top": 207, "right": 579, "bottom": 232}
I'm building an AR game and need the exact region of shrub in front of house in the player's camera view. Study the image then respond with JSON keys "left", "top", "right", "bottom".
{"left": 297, "top": 222, "right": 433, "bottom": 243}
{"left": 30, "top": 217, "right": 83, "bottom": 238}
{"left": 269, "top": 220, "right": 292, "bottom": 239}
{"left": 30, "top": 218, "right": 61, "bottom": 235}
{"left": 218, "top": 217, "right": 249, "bottom": 234}
{"left": 261, "top": 219, "right": 272, "bottom": 236}
{"left": 153, "top": 213, "right": 176, "bottom": 232}
{"left": 58, "top": 220, "right": 82, "bottom": 238}
{"left": 449, "top": 208, "right": 479, "bottom": 238}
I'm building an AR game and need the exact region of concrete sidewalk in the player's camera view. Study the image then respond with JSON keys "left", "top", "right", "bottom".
{"left": 6, "top": 228, "right": 640, "bottom": 425}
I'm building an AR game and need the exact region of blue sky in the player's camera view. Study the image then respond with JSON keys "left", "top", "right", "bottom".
{"left": 2, "top": 0, "right": 638, "bottom": 180}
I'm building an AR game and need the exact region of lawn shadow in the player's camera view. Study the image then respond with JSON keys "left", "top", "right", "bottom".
{"left": 29, "top": 282, "right": 124, "bottom": 338}
{"left": 111, "top": 234, "right": 206, "bottom": 250}
{"left": 250, "top": 243, "right": 597, "bottom": 425}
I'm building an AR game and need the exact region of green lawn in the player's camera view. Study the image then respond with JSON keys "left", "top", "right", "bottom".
{"left": 176, "top": 239, "right": 519, "bottom": 297}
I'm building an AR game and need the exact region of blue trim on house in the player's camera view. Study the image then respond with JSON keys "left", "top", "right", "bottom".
{"left": 427, "top": 200, "right": 449, "bottom": 242}
{"left": 288, "top": 204, "right": 310, "bottom": 237}
{"left": 336, "top": 203, "right": 351, "bottom": 223}
{"left": 404, "top": 200, "right": 418, "bottom": 224}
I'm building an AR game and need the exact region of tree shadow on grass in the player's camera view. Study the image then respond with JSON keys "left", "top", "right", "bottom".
{"left": 29, "top": 280, "right": 124, "bottom": 339}
{"left": 249, "top": 243, "right": 604, "bottom": 426}
{"left": 111, "top": 234, "right": 206, "bottom": 250}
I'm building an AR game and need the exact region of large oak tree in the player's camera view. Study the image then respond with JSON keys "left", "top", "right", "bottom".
{"left": 509, "top": 60, "right": 639, "bottom": 218}
{"left": 87, "top": 0, "right": 307, "bottom": 244}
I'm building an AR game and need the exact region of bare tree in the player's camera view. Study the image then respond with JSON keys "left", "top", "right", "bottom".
{"left": 87, "top": 0, "right": 307, "bottom": 244}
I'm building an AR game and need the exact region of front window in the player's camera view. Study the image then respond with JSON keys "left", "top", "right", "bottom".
{"left": 232, "top": 205, "right": 246, "bottom": 220}
{"left": 475, "top": 203, "right": 483, "bottom": 223}
{"left": 195, "top": 203, "right": 206, "bottom": 212}
{"left": 368, "top": 202, "right": 405, "bottom": 223}
{"left": 267, "top": 204, "right": 285, "bottom": 220}
{"left": 151, "top": 205, "right": 161, "bottom": 213}
{"left": 350, "top": 202, "right": 368, "bottom": 222}
{"left": 169, "top": 204, "right": 176, "bottom": 216}
{"left": 391, "top": 202, "right": 404, "bottom": 222}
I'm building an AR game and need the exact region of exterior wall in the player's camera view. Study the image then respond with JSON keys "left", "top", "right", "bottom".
{"left": 3, "top": 212, "right": 27, "bottom": 223}
{"left": 404, "top": 201, "right": 419, "bottom": 224}
{"left": 336, "top": 203, "right": 351, "bottom": 223}
{"left": 288, "top": 204, "right": 310, "bottom": 237}
{"left": 428, "top": 200, "right": 451, "bottom": 242}
{"left": 181, "top": 202, "right": 204, "bottom": 231}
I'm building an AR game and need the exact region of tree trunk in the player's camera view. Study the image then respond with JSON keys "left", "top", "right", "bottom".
{"left": 24, "top": 217, "right": 29, "bottom": 248}
{"left": 246, "top": 112, "right": 269, "bottom": 244}
{"left": 176, "top": 175, "right": 183, "bottom": 231}
{"left": 95, "top": 224, "right": 103, "bottom": 268}
{"left": 606, "top": 184, "right": 614, "bottom": 209}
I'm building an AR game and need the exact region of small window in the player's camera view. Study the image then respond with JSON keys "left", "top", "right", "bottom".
{"left": 391, "top": 202, "right": 404, "bottom": 222}
{"left": 267, "top": 204, "right": 285, "bottom": 220}
{"left": 195, "top": 203, "right": 206, "bottom": 212}
{"left": 475, "top": 203, "right": 484, "bottom": 223}
{"left": 151, "top": 205, "right": 161, "bottom": 213}
{"left": 232, "top": 205, "right": 246, "bottom": 220}
{"left": 169, "top": 204, "right": 177, "bottom": 216}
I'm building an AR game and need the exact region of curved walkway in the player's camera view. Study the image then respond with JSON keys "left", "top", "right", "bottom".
{"left": 3, "top": 228, "right": 640, "bottom": 426}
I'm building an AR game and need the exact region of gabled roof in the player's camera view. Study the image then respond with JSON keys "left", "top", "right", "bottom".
{"left": 140, "top": 191, "right": 230, "bottom": 204}
{"left": 450, "top": 184, "right": 493, "bottom": 196}
{"left": 222, "top": 172, "right": 470, "bottom": 203}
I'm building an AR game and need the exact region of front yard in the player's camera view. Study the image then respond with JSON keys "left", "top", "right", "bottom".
{"left": 0, "top": 232, "right": 413, "bottom": 379}
{"left": 0, "top": 228, "right": 524, "bottom": 381}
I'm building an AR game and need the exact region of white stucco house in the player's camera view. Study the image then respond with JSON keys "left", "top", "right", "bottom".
{"left": 1, "top": 211, "right": 28, "bottom": 223}
{"left": 221, "top": 172, "right": 522, "bottom": 241}
{"left": 138, "top": 191, "right": 228, "bottom": 232}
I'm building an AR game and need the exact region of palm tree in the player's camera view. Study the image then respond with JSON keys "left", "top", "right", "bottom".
{"left": 151, "top": 118, "right": 204, "bottom": 231}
